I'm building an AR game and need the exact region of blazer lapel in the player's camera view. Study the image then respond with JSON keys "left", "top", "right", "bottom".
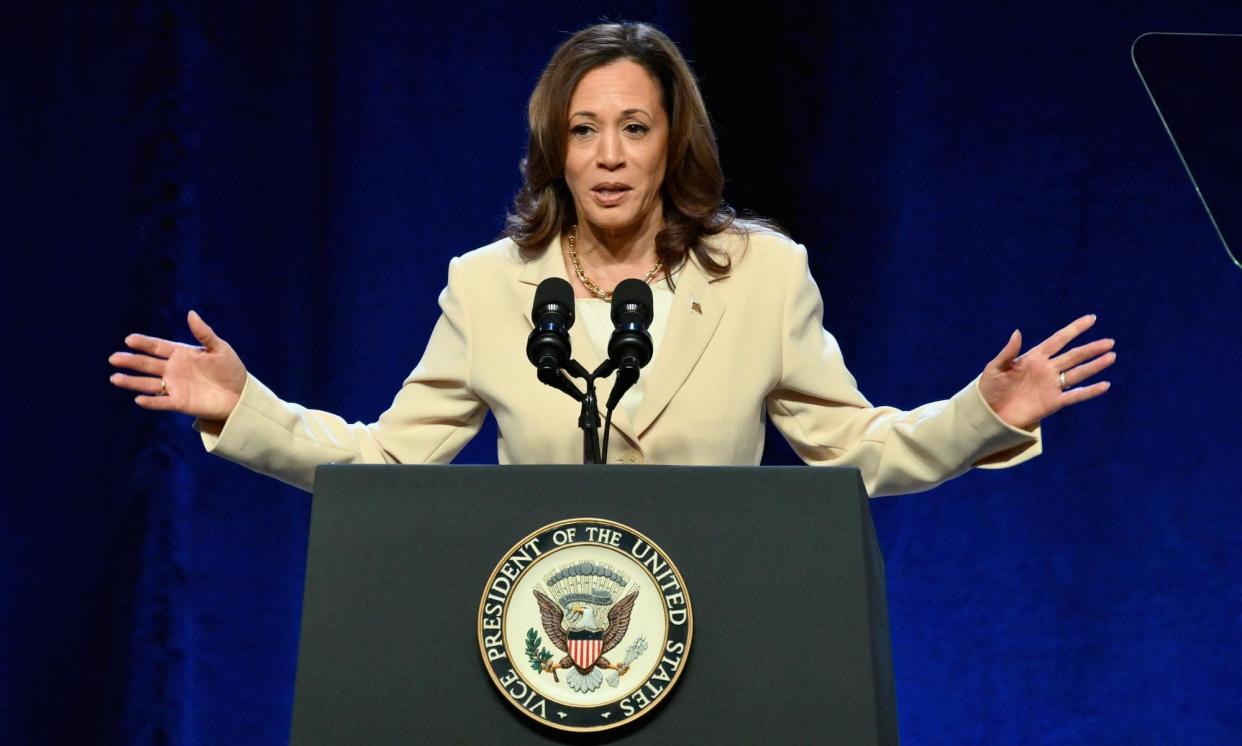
{"left": 633, "top": 259, "right": 726, "bottom": 436}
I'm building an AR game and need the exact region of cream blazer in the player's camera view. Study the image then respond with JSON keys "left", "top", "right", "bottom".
{"left": 199, "top": 231, "right": 1041, "bottom": 494}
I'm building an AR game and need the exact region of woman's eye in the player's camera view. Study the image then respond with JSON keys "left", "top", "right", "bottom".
{"left": 624, "top": 123, "right": 648, "bottom": 135}
{"left": 571, "top": 124, "right": 594, "bottom": 137}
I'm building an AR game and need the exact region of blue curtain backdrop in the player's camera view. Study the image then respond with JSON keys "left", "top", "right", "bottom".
{"left": 3, "top": 1, "right": 1240, "bottom": 743}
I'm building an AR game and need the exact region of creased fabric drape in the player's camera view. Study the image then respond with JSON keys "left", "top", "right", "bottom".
{"left": 2, "top": 2, "right": 1240, "bottom": 744}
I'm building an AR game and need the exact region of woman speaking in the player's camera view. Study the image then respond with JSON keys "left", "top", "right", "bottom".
{"left": 108, "top": 22, "right": 1114, "bottom": 495}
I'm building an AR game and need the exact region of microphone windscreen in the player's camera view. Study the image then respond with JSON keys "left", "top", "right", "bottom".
{"left": 610, "top": 278, "right": 654, "bottom": 325}
{"left": 533, "top": 277, "right": 576, "bottom": 324}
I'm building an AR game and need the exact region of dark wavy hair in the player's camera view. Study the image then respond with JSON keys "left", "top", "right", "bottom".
{"left": 505, "top": 22, "right": 770, "bottom": 283}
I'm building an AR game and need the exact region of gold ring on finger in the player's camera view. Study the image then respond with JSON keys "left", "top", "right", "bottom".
{"left": 1058, "top": 372, "right": 1067, "bottom": 390}
{"left": 160, "top": 379, "right": 168, "bottom": 396}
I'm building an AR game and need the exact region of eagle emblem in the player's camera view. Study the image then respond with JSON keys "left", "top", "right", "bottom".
{"left": 478, "top": 518, "right": 692, "bottom": 732}
{"left": 528, "top": 560, "right": 647, "bottom": 694}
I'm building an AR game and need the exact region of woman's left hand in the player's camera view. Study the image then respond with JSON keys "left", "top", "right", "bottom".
{"left": 978, "top": 314, "right": 1115, "bottom": 430}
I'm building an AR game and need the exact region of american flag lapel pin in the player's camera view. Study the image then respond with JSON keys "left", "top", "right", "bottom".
{"left": 689, "top": 296, "right": 702, "bottom": 314}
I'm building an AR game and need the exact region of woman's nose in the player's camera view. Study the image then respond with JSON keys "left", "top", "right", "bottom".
{"left": 596, "top": 130, "right": 625, "bottom": 170}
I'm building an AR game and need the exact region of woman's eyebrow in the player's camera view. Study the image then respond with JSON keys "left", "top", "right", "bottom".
{"left": 569, "top": 108, "right": 653, "bottom": 119}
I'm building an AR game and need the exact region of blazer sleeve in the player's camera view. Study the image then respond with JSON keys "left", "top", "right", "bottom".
{"left": 765, "top": 243, "right": 1042, "bottom": 497}
{"left": 195, "top": 256, "right": 487, "bottom": 492}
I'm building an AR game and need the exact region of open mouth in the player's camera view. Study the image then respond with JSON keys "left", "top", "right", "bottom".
{"left": 592, "top": 185, "right": 632, "bottom": 205}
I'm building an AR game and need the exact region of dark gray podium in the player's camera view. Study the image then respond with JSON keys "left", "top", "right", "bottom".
{"left": 290, "top": 465, "right": 897, "bottom": 744}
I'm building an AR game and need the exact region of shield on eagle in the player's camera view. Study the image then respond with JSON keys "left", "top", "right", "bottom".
{"left": 567, "top": 632, "right": 604, "bottom": 669}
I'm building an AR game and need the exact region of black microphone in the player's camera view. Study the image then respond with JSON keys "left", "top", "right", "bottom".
{"left": 605, "top": 279, "right": 654, "bottom": 410}
{"left": 527, "top": 277, "right": 575, "bottom": 378}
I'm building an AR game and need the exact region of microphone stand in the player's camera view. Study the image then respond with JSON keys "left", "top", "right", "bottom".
{"left": 529, "top": 277, "right": 649, "bottom": 465}
{"left": 537, "top": 358, "right": 616, "bottom": 465}
{"left": 575, "top": 360, "right": 619, "bottom": 464}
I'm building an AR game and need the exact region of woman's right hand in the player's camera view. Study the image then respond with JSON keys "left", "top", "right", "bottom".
{"left": 109, "top": 310, "right": 247, "bottom": 421}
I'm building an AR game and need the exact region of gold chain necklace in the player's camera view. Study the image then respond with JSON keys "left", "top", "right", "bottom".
{"left": 566, "top": 225, "right": 664, "bottom": 301}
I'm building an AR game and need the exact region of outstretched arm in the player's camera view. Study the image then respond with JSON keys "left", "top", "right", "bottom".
{"left": 107, "top": 257, "right": 487, "bottom": 491}
{"left": 767, "top": 242, "right": 1114, "bottom": 497}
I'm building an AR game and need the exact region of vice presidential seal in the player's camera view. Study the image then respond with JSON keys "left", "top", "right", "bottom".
{"left": 477, "top": 518, "right": 693, "bottom": 732}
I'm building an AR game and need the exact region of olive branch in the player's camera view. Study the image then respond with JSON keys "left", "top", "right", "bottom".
{"left": 525, "top": 628, "right": 556, "bottom": 679}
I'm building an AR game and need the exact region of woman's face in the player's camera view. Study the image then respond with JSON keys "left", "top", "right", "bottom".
{"left": 563, "top": 59, "right": 668, "bottom": 239}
